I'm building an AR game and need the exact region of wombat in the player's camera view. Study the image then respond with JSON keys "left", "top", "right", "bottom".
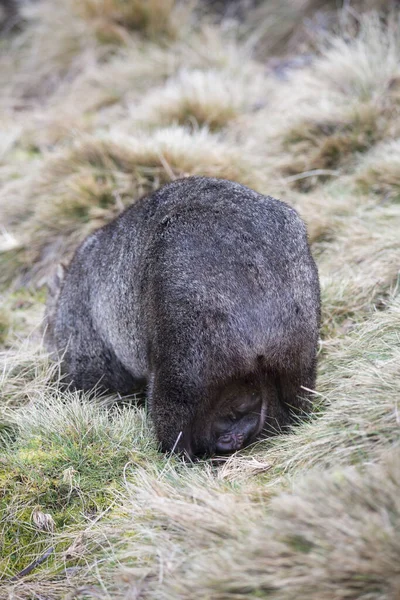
{"left": 45, "top": 176, "right": 320, "bottom": 457}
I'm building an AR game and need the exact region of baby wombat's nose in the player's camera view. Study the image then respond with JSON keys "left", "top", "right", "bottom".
{"left": 216, "top": 432, "right": 244, "bottom": 453}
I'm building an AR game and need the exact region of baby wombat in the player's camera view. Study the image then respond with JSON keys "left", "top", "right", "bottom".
{"left": 46, "top": 176, "right": 320, "bottom": 457}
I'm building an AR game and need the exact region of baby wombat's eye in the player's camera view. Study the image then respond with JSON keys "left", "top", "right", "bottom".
{"left": 214, "top": 413, "right": 236, "bottom": 434}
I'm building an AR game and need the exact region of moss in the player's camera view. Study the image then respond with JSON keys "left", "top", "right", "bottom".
{"left": 285, "top": 534, "right": 314, "bottom": 554}
{"left": 0, "top": 406, "right": 152, "bottom": 578}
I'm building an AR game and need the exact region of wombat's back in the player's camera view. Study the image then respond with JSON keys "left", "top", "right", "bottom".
{"left": 140, "top": 177, "right": 319, "bottom": 374}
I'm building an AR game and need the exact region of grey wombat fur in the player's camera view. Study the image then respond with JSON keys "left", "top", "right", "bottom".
{"left": 46, "top": 177, "right": 320, "bottom": 457}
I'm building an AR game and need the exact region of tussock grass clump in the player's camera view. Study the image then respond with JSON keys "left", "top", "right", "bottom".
{"left": 316, "top": 13, "right": 400, "bottom": 103}
{"left": 282, "top": 103, "right": 388, "bottom": 189}
{"left": 21, "top": 25, "right": 251, "bottom": 144}
{"left": 76, "top": 0, "right": 188, "bottom": 42}
{"left": 134, "top": 69, "right": 264, "bottom": 130}
{"left": 274, "top": 15, "right": 400, "bottom": 187}
{"left": 356, "top": 138, "right": 400, "bottom": 201}
{"left": 55, "top": 128, "right": 259, "bottom": 188}
{"left": 0, "top": 0, "right": 98, "bottom": 107}
{"left": 0, "top": 0, "right": 188, "bottom": 109}
{"left": 9, "top": 128, "right": 263, "bottom": 283}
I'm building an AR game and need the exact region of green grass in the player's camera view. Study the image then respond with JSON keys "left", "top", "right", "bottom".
{"left": 0, "top": 392, "right": 163, "bottom": 579}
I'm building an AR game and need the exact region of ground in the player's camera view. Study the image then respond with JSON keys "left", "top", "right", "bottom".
{"left": 0, "top": 1, "right": 400, "bottom": 598}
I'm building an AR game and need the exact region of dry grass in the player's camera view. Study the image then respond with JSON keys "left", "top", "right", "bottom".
{"left": 281, "top": 102, "right": 390, "bottom": 188}
{"left": 0, "top": 1, "right": 98, "bottom": 109}
{"left": 0, "top": 0, "right": 193, "bottom": 111}
{"left": 247, "top": 13, "right": 400, "bottom": 189}
{"left": 356, "top": 138, "right": 400, "bottom": 201}
{"left": 132, "top": 67, "right": 265, "bottom": 130}
{"left": 317, "top": 202, "right": 400, "bottom": 335}
{"left": 1, "top": 1, "right": 400, "bottom": 597}
{"left": 106, "top": 448, "right": 400, "bottom": 599}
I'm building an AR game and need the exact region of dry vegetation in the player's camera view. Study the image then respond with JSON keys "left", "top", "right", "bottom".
{"left": 1, "top": 0, "right": 400, "bottom": 598}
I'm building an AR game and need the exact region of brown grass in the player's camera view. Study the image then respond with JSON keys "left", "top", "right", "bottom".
{"left": 98, "top": 447, "right": 400, "bottom": 599}
{"left": 133, "top": 68, "right": 265, "bottom": 130}
{"left": 356, "top": 138, "right": 400, "bottom": 201}
{"left": 75, "top": 0, "right": 186, "bottom": 41}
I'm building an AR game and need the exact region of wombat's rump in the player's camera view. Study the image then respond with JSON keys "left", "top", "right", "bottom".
{"left": 46, "top": 177, "right": 320, "bottom": 457}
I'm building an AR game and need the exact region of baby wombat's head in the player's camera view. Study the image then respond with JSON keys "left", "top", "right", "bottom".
{"left": 188, "top": 379, "right": 267, "bottom": 457}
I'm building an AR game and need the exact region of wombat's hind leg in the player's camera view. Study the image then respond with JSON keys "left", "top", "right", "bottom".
{"left": 277, "top": 364, "right": 317, "bottom": 422}
{"left": 259, "top": 375, "right": 291, "bottom": 436}
{"left": 148, "top": 371, "right": 199, "bottom": 456}
{"left": 60, "top": 323, "right": 143, "bottom": 397}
